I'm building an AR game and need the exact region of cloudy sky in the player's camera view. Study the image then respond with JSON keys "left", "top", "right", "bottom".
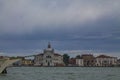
{"left": 0, "top": 0, "right": 120, "bottom": 57}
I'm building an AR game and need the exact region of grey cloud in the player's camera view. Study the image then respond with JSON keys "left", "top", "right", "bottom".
{"left": 0, "top": 0, "right": 120, "bottom": 57}
{"left": 0, "top": 0, "right": 120, "bottom": 34}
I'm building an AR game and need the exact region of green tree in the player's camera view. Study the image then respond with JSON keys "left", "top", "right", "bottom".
{"left": 63, "top": 54, "right": 70, "bottom": 66}
{"left": 76, "top": 55, "right": 81, "bottom": 59}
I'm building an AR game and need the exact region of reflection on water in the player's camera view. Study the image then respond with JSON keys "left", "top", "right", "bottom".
{"left": 0, "top": 67, "right": 120, "bottom": 80}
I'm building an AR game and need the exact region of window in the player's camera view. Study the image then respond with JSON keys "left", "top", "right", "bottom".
{"left": 46, "top": 55, "right": 51, "bottom": 58}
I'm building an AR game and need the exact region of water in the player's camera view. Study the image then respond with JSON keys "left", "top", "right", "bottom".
{"left": 0, "top": 67, "right": 120, "bottom": 80}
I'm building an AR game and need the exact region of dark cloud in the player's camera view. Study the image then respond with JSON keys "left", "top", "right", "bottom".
{"left": 0, "top": 0, "right": 120, "bottom": 57}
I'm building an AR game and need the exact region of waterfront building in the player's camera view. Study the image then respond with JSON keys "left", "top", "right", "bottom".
{"left": 81, "top": 54, "right": 95, "bottom": 67}
{"left": 117, "top": 59, "right": 120, "bottom": 66}
{"left": 76, "top": 56, "right": 84, "bottom": 66}
{"left": 95, "top": 55, "right": 117, "bottom": 67}
{"left": 22, "top": 59, "right": 34, "bottom": 66}
{"left": 11, "top": 57, "right": 24, "bottom": 66}
{"left": 11, "top": 57, "right": 34, "bottom": 66}
{"left": 69, "top": 58, "right": 76, "bottom": 66}
{"left": 34, "top": 43, "right": 64, "bottom": 66}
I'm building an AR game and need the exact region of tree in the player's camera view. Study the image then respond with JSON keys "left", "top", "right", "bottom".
{"left": 63, "top": 54, "right": 70, "bottom": 66}
{"left": 76, "top": 55, "right": 81, "bottom": 59}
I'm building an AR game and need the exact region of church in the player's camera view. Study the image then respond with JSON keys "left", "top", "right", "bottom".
{"left": 34, "top": 43, "right": 64, "bottom": 66}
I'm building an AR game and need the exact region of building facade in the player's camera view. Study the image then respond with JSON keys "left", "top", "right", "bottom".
{"left": 69, "top": 58, "right": 76, "bottom": 66}
{"left": 81, "top": 54, "right": 95, "bottom": 67}
{"left": 76, "top": 58, "right": 84, "bottom": 66}
{"left": 95, "top": 55, "right": 117, "bottom": 67}
{"left": 117, "top": 59, "right": 120, "bottom": 66}
{"left": 34, "top": 43, "right": 64, "bottom": 66}
{"left": 22, "top": 59, "right": 34, "bottom": 66}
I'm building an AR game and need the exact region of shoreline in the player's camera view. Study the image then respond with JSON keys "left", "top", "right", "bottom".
{"left": 12, "top": 66, "right": 120, "bottom": 67}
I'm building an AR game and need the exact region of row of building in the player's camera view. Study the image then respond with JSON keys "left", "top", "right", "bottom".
{"left": 75, "top": 54, "right": 118, "bottom": 67}
{"left": 1, "top": 43, "right": 120, "bottom": 67}
{"left": 34, "top": 43, "right": 120, "bottom": 67}
{"left": 10, "top": 43, "right": 64, "bottom": 67}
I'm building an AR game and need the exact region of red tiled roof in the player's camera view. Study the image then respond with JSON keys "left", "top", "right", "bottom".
{"left": 81, "top": 54, "right": 93, "bottom": 56}
{"left": 37, "top": 53, "right": 44, "bottom": 56}
{"left": 96, "top": 55, "right": 112, "bottom": 58}
{"left": 54, "top": 53, "right": 62, "bottom": 56}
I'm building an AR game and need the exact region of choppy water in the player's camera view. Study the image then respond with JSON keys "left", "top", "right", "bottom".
{"left": 0, "top": 67, "right": 120, "bottom": 80}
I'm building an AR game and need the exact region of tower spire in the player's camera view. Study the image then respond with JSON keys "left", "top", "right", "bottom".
{"left": 48, "top": 42, "right": 51, "bottom": 48}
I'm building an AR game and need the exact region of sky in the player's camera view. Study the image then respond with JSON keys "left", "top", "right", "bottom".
{"left": 0, "top": 0, "right": 120, "bottom": 57}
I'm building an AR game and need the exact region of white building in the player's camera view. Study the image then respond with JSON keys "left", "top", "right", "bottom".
{"left": 76, "top": 58, "right": 84, "bottom": 66}
{"left": 34, "top": 43, "right": 64, "bottom": 66}
{"left": 95, "top": 55, "right": 117, "bottom": 67}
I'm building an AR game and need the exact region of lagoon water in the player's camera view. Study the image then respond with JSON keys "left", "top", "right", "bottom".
{"left": 0, "top": 67, "right": 120, "bottom": 80}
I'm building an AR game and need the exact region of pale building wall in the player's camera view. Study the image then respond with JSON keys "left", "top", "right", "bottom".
{"left": 34, "top": 43, "right": 64, "bottom": 66}
{"left": 76, "top": 59, "right": 84, "bottom": 66}
{"left": 34, "top": 55, "right": 43, "bottom": 66}
{"left": 43, "top": 53, "right": 54, "bottom": 66}
{"left": 95, "top": 57, "right": 117, "bottom": 67}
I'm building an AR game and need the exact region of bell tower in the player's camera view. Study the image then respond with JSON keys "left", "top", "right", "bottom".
{"left": 48, "top": 42, "right": 51, "bottom": 48}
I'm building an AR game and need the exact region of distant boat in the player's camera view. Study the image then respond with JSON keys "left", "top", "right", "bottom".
{"left": 0, "top": 59, "right": 20, "bottom": 74}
